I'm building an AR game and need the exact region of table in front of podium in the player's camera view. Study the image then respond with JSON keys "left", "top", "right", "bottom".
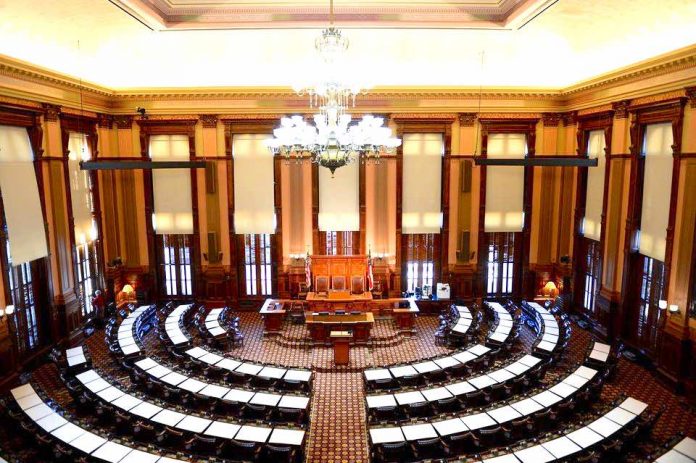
{"left": 305, "top": 312, "right": 375, "bottom": 345}
{"left": 305, "top": 291, "right": 373, "bottom": 311}
{"left": 259, "top": 297, "right": 424, "bottom": 337}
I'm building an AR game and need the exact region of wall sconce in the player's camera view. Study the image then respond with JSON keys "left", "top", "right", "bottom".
{"left": 669, "top": 304, "right": 680, "bottom": 314}
{"left": 658, "top": 300, "right": 667, "bottom": 310}
{"left": 0, "top": 305, "right": 15, "bottom": 319}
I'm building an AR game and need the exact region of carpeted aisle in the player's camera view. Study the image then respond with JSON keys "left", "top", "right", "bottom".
{"left": 306, "top": 371, "right": 369, "bottom": 463}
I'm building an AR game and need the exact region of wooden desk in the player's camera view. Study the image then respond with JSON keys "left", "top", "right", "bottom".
{"left": 393, "top": 298, "right": 420, "bottom": 333}
{"left": 330, "top": 331, "right": 351, "bottom": 365}
{"left": 306, "top": 291, "right": 373, "bottom": 312}
{"left": 305, "top": 312, "right": 375, "bottom": 345}
{"left": 259, "top": 299, "right": 286, "bottom": 334}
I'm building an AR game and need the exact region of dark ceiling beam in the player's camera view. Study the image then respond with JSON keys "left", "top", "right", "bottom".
{"left": 473, "top": 157, "right": 598, "bottom": 167}
{"left": 80, "top": 160, "right": 207, "bottom": 170}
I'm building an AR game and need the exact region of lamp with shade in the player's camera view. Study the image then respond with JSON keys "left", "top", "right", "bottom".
{"left": 669, "top": 304, "right": 679, "bottom": 314}
{"left": 542, "top": 281, "right": 559, "bottom": 298}
{"left": 658, "top": 300, "right": 667, "bottom": 310}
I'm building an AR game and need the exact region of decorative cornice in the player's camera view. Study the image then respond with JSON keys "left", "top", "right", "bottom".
{"left": 612, "top": 100, "right": 631, "bottom": 119}
{"left": 631, "top": 90, "right": 686, "bottom": 107}
{"left": 683, "top": 86, "right": 696, "bottom": 108}
{"left": 542, "top": 112, "right": 561, "bottom": 127}
{"left": 479, "top": 113, "right": 542, "bottom": 120}
{"left": 1, "top": 44, "right": 696, "bottom": 116}
{"left": 42, "top": 103, "right": 60, "bottom": 122}
{"left": 391, "top": 113, "right": 458, "bottom": 121}
{"left": 199, "top": 114, "right": 218, "bottom": 128}
{"left": 459, "top": 113, "right": 477, "bottom": 126}
{"left": 563, "top": 46, "right": 696, "bottom": 96}
{"left": 577, "top": 104, "right": 614, "bottom": 116}
{"left": 113, "top": 115, "right": 133, "bottom": 129}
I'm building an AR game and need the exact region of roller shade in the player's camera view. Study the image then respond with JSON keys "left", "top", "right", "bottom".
{"left": 150, "top": 134, "right": 193, "bottom": 234}
{"left": 639, "top": 123, "right": 673, "bottom": 261}
{"left": 484, "top": 133, "right": 526, "bottom": 232}
{"left": 233, "top": 134, "right": 276, "bottom": 234}
{"left": 402, "top": 133, "right": 443, "bottom": 234}
{"left": 583, "top": 130, "right": 606, "bottom": 241}
{"left": 0, "top": 125, "right": 48, "bottom": 265}
{"left": 319, "top": 160, "right": 359, "bottom": 231}
{"left": 68, "top": 133, "right": 97, "bottom": 245}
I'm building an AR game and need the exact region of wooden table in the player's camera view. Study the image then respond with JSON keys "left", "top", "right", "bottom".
{"left": 330, "top": 331, "right": 352, "bottom": 365}
{"left": 305, "top": 291, "right": 373, "bottom": 312}
{"left": 259, "top": 300, "right": 286, "bottom": 334}
{"left": 305, "top": 312, "right": 375, "bottom": 345}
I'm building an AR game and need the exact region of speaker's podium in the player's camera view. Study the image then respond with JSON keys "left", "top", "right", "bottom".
{"left": 330, "top": 331, "right": 352, "bottom": 365}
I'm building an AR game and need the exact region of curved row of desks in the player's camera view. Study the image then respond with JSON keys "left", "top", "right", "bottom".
{"left": 73, "top": 369, "right": 306, "bottom": 446}
{"left": 10, "top": 383, "right": 187, "bottom": 463}
{"left": 366, "top": 354, "right": 545, "bottom": 420}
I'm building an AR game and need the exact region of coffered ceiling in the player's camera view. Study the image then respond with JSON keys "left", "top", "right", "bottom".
{"left": 111, "top": 0, "right": 553, "bottom": 30}
{"left": 0, "top": 0, "right": 695, "bottom": 90}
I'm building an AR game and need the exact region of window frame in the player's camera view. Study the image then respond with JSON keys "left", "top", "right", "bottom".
{"left": 242, "top": 233, "right": 273, "bottom": 297}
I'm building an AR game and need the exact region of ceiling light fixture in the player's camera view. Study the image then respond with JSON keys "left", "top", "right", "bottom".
{"left": 266, "top": 0, "right": 401, "bottom": 175}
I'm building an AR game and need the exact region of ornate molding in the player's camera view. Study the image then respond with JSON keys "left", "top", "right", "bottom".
{"left": 458, "top": 113, "right": 477, "bottom": 126}
{"left": 612, "top": 100, "right": 631, "bottom": 119}
{"left": 479, "top": 112, "right": 541, "bottom": 119}
{"left": 564, "top": 47, "right": 696, "bottom": 96}
{"left": 684, "top": 86, "right": 696, "bottom": 108}
{"left": 631, "top": 90, "right": 686, "bottom": 107}
{"left": 113, "top": 115, "right": 133, "bottom": 129}
{"left": 42, "top": 103, "right": 60, "bottom": 122}
{"left": 199, "top": 114, "right": 219, "bottom": 128}
{"left": 577, "top": 104, "right": 613, "bottom": 117}
{"left": 391, "top": 113, "right": 458, "bottom": 121}
{"left": 542, "top": 112, "right": 561, "bottom": 127}
{"left": 97, "top": 114, "right": 113, "bottom": 128}
{"left": 561, "top": 111, "right": 577, "bottom": 126}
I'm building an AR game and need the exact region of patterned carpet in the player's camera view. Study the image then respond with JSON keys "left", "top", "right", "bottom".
{"left": 2, "top": 310, "right": 696, "bottom": 462}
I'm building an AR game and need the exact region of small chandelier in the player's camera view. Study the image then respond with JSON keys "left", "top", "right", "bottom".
{"left": 268, "top": 0, "right": 401, "bottom": 174}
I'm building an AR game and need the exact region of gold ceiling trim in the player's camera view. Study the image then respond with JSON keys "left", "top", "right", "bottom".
{"left": 1, "top": 44, "right": 695, "bottom": 114}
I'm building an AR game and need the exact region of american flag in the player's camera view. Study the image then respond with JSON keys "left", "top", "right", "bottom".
{"left": 305, "top": 252, "right": 312, "bottom": 289}
{"left": 367, "top": 253, "right": 374, "bottom": 291}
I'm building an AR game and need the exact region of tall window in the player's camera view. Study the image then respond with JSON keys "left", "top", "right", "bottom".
{"left": 486, "top": 232, "right": 516, "bottom": 297}
{"left": 159, "top": 234, "right": 192, "bottom": 297}
{"left": 5, "top": 240, "right": 39, "bottom": 352}
{"left": 67, "top": 131, "right": 101, "bottom": 316}
{"left": 582, "top": 239, "right": 601, "bottom": 315}
{"left": 405, "top": 234, "right": 435, "bottom": 293}
{"left": 324, "top": 231, "right": 357, "bottom": 255}
{"left": 76, "top": 242, "right": 99, "bottom": 316}
{"left": 244, "top": 234, "right": 272, "bottom": 296}
{"left": 636, "top": 256, "right": 665, "bottom": 351}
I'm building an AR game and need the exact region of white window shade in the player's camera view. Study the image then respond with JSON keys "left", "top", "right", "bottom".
{"left": 484, "top": 133, "right": 526, "bottom": 232}
{"left": 639, "top": 122, "right": 673, "bottom": 261}
{"left": 233, "top": 134, "right": 276, "bottom": 235}
{"left": 319, "top": 160, "right": 359, "bottom": 231}
{"left": 150, "top": 134, "right": 193, "bottom": 235}
{"left": 402, "top": 133, "right": 443, "bottom": 234}
{"left": 68, "top": 133, "right": 97, "bottom": 245}
{"left": 0, "top": 125, "right": 48, "bottom": 265}
{"left": 583, "top": 130, "right": 606, "bottom": 241}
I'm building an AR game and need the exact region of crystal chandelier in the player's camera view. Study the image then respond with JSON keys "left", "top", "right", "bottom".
{"left": 266, "top": 0, "right": 401, "bottom": 175}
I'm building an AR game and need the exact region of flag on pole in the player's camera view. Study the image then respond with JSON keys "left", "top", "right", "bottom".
{"left": 367, "top": 252, "right": 374, "bottom": 291}
{"left": 305, "top": 252, "right": 312, "bottom": 290}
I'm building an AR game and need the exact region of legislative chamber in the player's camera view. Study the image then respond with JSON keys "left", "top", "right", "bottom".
{"left": 0, "top": 1, "right": 695, "bottom": 463}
